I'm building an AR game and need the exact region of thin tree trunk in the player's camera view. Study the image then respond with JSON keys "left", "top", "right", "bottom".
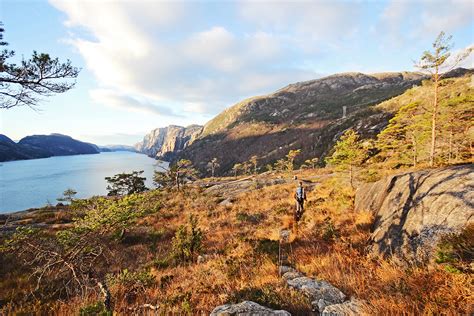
{"left": 430, "top": 73, "right": 439, "bottom": 167}
{"left": 349, "top": 164, "right": 353, "bottom": 188}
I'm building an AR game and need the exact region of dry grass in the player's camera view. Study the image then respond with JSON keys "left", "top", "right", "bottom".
{"left": 1, "top": 171, "right": 472, "bottom": 315}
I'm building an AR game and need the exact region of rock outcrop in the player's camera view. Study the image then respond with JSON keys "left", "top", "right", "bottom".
{"left": 0, "top": 133, "right": 100, "bottom": 162}
{"left": 134, "top": 125, "right": 202, "bottom": 161}
{"left": 356, "top": 164, "right": 474, "bottom": 262}
{"left": 210, "top": 301, "right": 291, "bottom": 316}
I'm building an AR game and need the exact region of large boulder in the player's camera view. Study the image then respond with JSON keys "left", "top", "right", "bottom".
{"left": 356, "top": 164, "right": 474, "bottom": 262}
{"left": 210, "top": 301, "right": 291, "bottom": 316}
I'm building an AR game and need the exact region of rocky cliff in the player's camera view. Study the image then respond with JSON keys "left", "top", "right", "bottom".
{"left": 0, "top": 134, "right": 100, "bottom": 162}
{"left": 134, "top": 125, "right": 202, "bottom": 160}
{"left": 355, "top": 164, "right": 474, "bottom": 263}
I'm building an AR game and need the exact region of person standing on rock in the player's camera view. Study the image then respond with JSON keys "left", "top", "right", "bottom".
{"left": 294, "top": 181, "right": 306, "bottom": 222}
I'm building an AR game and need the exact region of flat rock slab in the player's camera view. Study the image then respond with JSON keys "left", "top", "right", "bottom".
{"left": 210, "top": 301, "right": 291, "bottom": 316}
{"left": 286, "top": 277, "right": 346, "bottom": 313}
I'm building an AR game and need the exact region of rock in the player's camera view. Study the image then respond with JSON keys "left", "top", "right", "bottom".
{"left": 279, "top": 265, "right": 296, "bottom": 275}
{"left": 219, "top": 198, "right": 233, "bottom": 207}
{"left": 321, "top": 298, "right": 366, "bottom": 315}
{"left": 134, "top": 125, "right": 202, "bottom": 160}
{"left": 356, "top": 164, "right": 474, "bottom": 262}
{"left": 210, "top": 301, "right": 291, "bottom": 316}
{"left": 279, "top": 229, "right": 291, "bottom": 242}
{"left": 197, "top": 255, "right": 205, "bottom": 264}
{"left": 286, "top": 277, "right": 346, "bottom": 312}
{"left": 282, "top": 271, "right": 304, "bottom": 281}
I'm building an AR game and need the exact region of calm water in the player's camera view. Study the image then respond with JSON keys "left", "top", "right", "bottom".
{"left": 0, "top": 152, "right": 166, "bottom": 213}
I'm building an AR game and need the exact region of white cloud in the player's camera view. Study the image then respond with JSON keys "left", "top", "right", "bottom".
{"left": 49, "top": 0, "right": 473, "bottom": 119}
{"left": 89, "top": 89, "right": 181, "bottom": 117}
{"left": 379, "top": 0, "right": 474, "bottom": 42}
{"left": 239, "top": 1, "right": 362, "bottom": 41}
{"left": 49, "top": 0, "right": 321, "bottom": 115}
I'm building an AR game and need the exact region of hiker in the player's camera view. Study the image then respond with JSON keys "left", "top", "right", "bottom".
{"left": 294, "top": 181, "right": 306, "bottom": 222}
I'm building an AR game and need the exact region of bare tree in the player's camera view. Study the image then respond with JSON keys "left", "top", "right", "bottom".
{"left": 206, "top": 157, "right": 220, "bottom": 177}
{"left": 249, "top": 155, "right": 258, "bottom": 174}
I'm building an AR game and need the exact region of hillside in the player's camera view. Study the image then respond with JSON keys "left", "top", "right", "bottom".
{"left": 1, "top": 166, "right": 472, "bottom": 314}
{"left": 174, "top": 71, "right": 429, "bottom": 175}
{"left": 0, "top": 134, "right": 100, "bottom": 162}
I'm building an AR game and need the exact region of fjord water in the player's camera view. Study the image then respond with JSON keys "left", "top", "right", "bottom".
{"left": 0, "top": 152, "right": 165, "bottom": 213}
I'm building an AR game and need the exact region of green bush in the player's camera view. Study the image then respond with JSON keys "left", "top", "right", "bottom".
{"left": 171, "top": 215, "right": 204, "bottom": 264}
{"left": 108, "top": 269, "right": 155, "bottom": 292}
{"left": 228, "top": 286, "right": 286, "bottom": 310}
{"left": 321, "top": 217, "right": 339, "bottom": 241}
{"left": 254, "top": 239, "right": 279, "bottom": 262}
{"left": 79, "top": 302, "right": 111, "bottom": 316}
{"left": 236, "top": 212, "right": 264, "bottom": 224}
{"left": 435, "top": 224, "right": 474, "bottom": 272}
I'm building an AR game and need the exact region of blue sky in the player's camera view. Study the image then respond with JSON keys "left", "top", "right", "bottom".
{"left": 1, "top": 0, "right": 473, "bottom": 145}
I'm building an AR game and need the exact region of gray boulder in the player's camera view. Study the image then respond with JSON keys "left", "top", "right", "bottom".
{"left": 321, "top": 298, "right": 366, "bottom": 315}
{"left": 282, "top": 271, "right": 304, "bottom": 281}
{"left": 355, "top": 164, "right": 474, "bottom": 262}
{"left": 210, "top": 301, "right": 291, "bottom": 316}
{"left": 286, "top": 277, "right": 346, "bottom": 312}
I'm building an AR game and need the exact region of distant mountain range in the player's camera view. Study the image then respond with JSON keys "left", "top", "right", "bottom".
{"left": 135, "top": 68, "right": 473, "bottom": 175}
{"left": 0, "top": 134, "right": 136, "bottom": 162}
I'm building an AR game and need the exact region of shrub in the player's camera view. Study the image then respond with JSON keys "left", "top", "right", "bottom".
{"left": 228, "top": 286, "right": 286, "bottom": 310}
{"left": 254, "top": 239, "right": 279, "bottom": 262}
{"left": 79, "top": 302, "right": 111, "bottom": 316}
{"left": 320, "top": 217, "right": 339, "bottom": 241}
{"left": 171, "top": 215, "right": 204, "bottom": 264}
{"left": 236, "top": 212, "right": 264, "bottom": 224}
{"left": 435, "top": 224, "right": 474, "bottom": 272}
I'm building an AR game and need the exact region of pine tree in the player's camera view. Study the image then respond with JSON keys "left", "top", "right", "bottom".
{"left": 377, "top": 102, "right": 430, "bottom": 167}
{"left": 326, "top": 129, "right": 367, "bottom": 187}
{"left": 415, "top": 31, "right": 472, "bottom": 166}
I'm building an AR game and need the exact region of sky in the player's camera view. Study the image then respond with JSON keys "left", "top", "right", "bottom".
{"left": 0, "top": 0, "right": 473, "bottom": 146}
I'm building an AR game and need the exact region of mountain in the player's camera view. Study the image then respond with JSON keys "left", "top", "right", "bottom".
{"left": 0, "top": 134, "right": 100, "bottom": 162}
{"left": 175, "top": 68, "right": 474, "bottom": 175}
{"left": 135, "top": 125, "right": 203, "bottom": 160}
{"left": 168, "top": 71, "right": 427, "bottom": 174}
{"left": 98, "top": 145, "right": 137, "bottom": 152}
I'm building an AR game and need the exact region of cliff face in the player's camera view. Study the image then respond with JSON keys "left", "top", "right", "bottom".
{"left": 355, "top": 164, "right": 474, "bottom": 263}
{"left": 0, "top": 134, "right": 100, "bottom": 162}
{"left": 135, "top": 125, "right": 203, "bottom": 161}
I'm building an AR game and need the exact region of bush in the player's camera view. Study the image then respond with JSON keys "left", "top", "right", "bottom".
{"left": 79, "top": 302, "right": 111, "bottom": 316}
{"left": 108, "top": 269, "right": 155, "bottom": 289}
{"left": 236, "top": 212, "right": 264, "bottom": 224}
{"left": 228, "top": 286, "right": 286, "bottom": 310}
{"left": 171, "top": 215, "right": 204, "bottom": 264}
{"left": 254, "top": 239, "right": 279, "bottom": 262}
{"left": 320, "top": 217, "right": 339, "bottom": 241}
{"left": 435, "top": 224, "right": 474, "bottom": 272}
